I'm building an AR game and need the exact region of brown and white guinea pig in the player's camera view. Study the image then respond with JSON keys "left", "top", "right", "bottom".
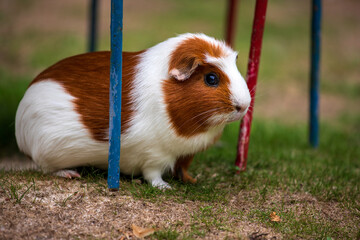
{"left": 15, "top": 33, "right": 251, "bottom": 189}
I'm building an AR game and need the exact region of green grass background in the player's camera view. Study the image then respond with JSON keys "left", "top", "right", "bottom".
{"left": 0, "top": 0, "right": 359, "bottom": 238}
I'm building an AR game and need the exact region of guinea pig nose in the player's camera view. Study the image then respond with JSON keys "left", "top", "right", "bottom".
{"left": 235, "top": 103, "right": 249, "bottom": 113}
{"left": 235, "top": 105, "right": 242, "bottom": 112}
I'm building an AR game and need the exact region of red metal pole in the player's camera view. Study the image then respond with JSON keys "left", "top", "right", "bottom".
{"left": 235, "top": 0, "right": 268, "bottom": 172}
{"left": 225, "top": 0, "right": 239, "bottom": 47}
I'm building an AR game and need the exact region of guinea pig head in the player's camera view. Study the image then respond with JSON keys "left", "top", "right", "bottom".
{"left": 163, "top": 35, "right": 251, "bottom": 137}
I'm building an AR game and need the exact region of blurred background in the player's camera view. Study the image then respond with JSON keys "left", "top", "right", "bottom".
{"left": 0, "top": 0, "right": 359, "bottom": 157}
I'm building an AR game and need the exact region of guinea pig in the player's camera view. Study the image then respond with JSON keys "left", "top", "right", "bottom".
{"left": 15, "top": 33, "right": 251, "bottom": 189}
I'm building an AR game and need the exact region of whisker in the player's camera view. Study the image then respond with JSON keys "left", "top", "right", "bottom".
{"left": 187, "top": 107, "right": 230, "bottom": 136}
{"left": 172, "top": 97, "right": 240, "bottom": 136}
{"left": 177, "top": 108, "right": 221, "bottom": 130}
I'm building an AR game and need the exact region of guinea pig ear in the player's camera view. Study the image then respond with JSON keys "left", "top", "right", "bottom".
{"left": 169, "top": 57, "right": 201, "bottom": 81}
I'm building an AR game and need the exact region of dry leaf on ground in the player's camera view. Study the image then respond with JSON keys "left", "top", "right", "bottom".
{"left": 131, "top": 224, "right": 156, "bottom": 238}
{"left": 270, "top": 212, "right": 281, "bottom": 222}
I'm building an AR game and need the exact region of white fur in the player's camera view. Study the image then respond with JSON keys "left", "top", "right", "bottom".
{"left": 205, "top": 52, "right": 251, "bottom": 124}
{"left": 15, "top": 33, "right": 250, "bottom": 189}
{"left": 205, "top": 53, "right": 251, "bottom": 115}
{"left": 15, "top": 81, "right": 109, "bottom": 172}
{"left": 118, "top": 34, "right": 230, "bottom": 187}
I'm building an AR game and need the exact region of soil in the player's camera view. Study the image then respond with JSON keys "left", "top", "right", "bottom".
{"left": 0, "top": 174, "right": 279, "bottom": 239}
{"left": 1, "top": 174, "right": 355, "bottom": 239}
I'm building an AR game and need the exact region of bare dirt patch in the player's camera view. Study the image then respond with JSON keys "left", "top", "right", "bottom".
{"left": 1, "top": 172, "right": 357, "bottom": 239}
{"left": 0, "top": 175, "right": 281, "bottom": 239}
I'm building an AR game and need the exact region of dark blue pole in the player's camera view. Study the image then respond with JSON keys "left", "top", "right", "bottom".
{"left": 310, "top": 0, "right": 321, "bottom": 148}
{"left": 107, "top": 0, "right": 123, "bottom": 190}
{"left": 88, "top": 0, "right": 98, "bottom": 52}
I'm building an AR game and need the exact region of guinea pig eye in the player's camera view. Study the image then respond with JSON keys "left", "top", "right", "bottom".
{"left": 204, "top": 72, "right": 219, "bottom": 87}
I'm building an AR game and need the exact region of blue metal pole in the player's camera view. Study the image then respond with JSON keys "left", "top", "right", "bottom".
{"left": 88, "top": 0, "right": 98, "bottom": 52}
{"left": 107, "top": 0, "right": 123, "bottom": 190}
{"left": 310, "top": 0, "right": 321, "bottom": 148}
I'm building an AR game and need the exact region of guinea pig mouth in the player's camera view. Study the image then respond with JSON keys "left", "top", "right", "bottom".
{"left": 207, "top": 110, "right": 247, "bottom": 125}
{"left": 227, "top": 111, "right": 246, "bottom": 122}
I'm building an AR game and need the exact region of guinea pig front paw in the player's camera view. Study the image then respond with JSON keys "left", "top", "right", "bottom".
{"left": 53, "top": 170, "right": 81, "bottom": 179}
{"left": 150, "top": 177, "right": 172, "bottom": 190}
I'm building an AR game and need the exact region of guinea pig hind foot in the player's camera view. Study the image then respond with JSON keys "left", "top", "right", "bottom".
{"left": 176, "top": 168, "right": 197, "bottom": 184}
{"left": 52, "top": 169, "right": 81, "bottom": 179}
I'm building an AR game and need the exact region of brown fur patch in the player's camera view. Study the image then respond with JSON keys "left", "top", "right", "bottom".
{"left": 164, "top": 36, "right": 235, "bottom": 137}
{"left": 31, "top": 51, "right": 142, "bottom": 142}
{"left": 163, "top": 63, "right": 233, "bottom": 137}
{"left": 168, "top": 36, "right": 226, "bottom": 78}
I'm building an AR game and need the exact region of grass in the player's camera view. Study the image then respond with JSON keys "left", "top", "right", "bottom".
{"left": 0, "top": 118, "right": 359, "bottom": 238}
{"left": 108, "top": 117, "right": 358, "bottom": 239}
{"left": 152, "top": 228, "right": 180, "bottom": 240}
{"left": 0, "top": 70, "right": 29, "bottom": 154}
{"left": 0, "top": 173, "right": 36, "bottom": 204}
{"left": 2, "top": 179, "right": 34, "bottom": 204}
